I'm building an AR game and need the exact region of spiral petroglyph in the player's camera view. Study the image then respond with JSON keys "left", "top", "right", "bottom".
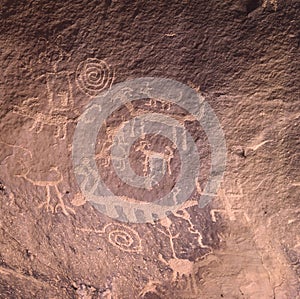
{"left": 76, "top": 58, "right": 114, "bottom": 97}
{"left": 76, "top": 223, "right": 142, "bottom": 253}
{"left": 104, "top": 223, "right": 142, "bottom": 253}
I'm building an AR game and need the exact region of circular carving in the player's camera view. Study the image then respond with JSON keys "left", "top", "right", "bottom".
{"left": 75, "top": 58, "right": 114, "bottom": 97}
{"left": 72, "top": 77, "right": 227, "bottom": 223}
{"left": 104, "top": 223, "right": 142, "bottom": 253}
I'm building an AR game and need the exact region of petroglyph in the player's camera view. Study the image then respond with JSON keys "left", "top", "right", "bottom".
{"left": 135, "top": 139, "right": 175, "bottom": 176}
{"left": 291, "top": 182, "right": 300, "bottom": 187}
{"left": 95, "top": 121, "right": 127, "bottom": 168}
{"left": 15, "top": 162, "right": 75, "bottom": 216}
{"left": 78, "top": 223, "right": 142, "bottom": 253}
{"left": 210, "top": 181, "right": 250, "bottom": 223}
{"left": 45, "top": 71, "right": 74, "bottom": 113}
{"left": 156, "top": 212, "right": 210, "bottom": 296}
{"left": 139, "top": 280, "right": 162, "bottom": 298}
{"left": 37, "top": 35, "right": 71, "bottom": 72}
{"left": 262, "top": 0, "right": 278, "bottom": 10}
{"left": 13, "top": 97, "right": 75, "bottom": 139}
{"left": 159, "top": 253, "right": 200, "bottom": 296}
{"left": 0, "top": 140, "right": 33, "bottom": 165}
{"left": 76, "top": 58, "right": 115, "bottom": 97}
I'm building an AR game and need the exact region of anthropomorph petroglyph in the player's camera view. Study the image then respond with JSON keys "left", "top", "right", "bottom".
{"left": 76, "top": 58, "right": 115, "bottom": 97}
{"left": 45, "top": 71, "right": 74, "bottom": 113}
{"left": 37, "top": 35, "right": 71, "bottom": 72}
{"left": 210, "top": 180, "right": 250, "bottom": 223}
{"left": 14, "top": 35, "right": 76, "bottom": 139}
{"left": 78, "top": 223, "right": 142, "bottom": 253}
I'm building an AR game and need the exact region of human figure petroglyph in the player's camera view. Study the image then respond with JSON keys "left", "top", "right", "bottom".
{"left": 95, "top": 121, "right": 127, "bottom": 168}
{"left": 45, "top": 71, "right": 74, "bottom": 113}
{"left": 77, "top": 223, "right": 142, "bottom": 253}
{"left": 210, "top": 181, "right": 249, "bottom": 223}
{"left": 15, "top": 161, "right": 75, "bottom": 216}
{"left": 13, "top": 36, "right": 76, "bottom": 139}
{"left": 37, "top": 35, "right": 71, "bottom": 72}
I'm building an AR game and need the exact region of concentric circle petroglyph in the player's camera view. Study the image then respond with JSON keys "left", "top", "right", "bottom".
{"left": 104, "top": 223, "right": 142, "bottom": 253}
{"left": 72, "top": 77, "right": 227, "bottom": 223}
{"left": 75, "top": 58, "right": 114, "bottom": 97}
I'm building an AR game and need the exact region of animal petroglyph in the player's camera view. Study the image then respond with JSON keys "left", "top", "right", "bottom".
{"left": 139, "top": 280, "right": 162, "bottom": 298}
{"left": 78, "top": 223, "right": 142, "bottom": 253}
{"left": 156, "top": 212, "right": 210, "bottom": 296}
{"left": 76, "top": 58, "right": 115, "bottom": 97}
{"left": 135, "top": 139, "right": 175, "bottom": 176}
{"left": 13, "top": 97, "right": 75, "bottom": 139}
{"left": 15, "top": 162, "right": 75, "bottom": 216}
{"left": 159, "top": 253, "right": 199, "bottom": 296}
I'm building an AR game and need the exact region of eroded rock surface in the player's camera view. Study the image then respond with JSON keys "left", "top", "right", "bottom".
{"left": 0, "top": 0, "right": 299, "bottom": 298}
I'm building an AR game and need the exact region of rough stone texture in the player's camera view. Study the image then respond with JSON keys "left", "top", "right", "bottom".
{"left": 0, "top": 0, "right": 299, "bottom": 298}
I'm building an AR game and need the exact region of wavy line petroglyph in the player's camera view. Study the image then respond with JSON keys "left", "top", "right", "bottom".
{"left": 77, "top": 223, "right": 142, "bottom": 253}
{"left": 76, "top": 58, "right": 115, "bottom": 97}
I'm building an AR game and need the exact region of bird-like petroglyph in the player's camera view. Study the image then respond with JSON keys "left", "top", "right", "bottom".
{"left": 76, "top": 58, "right": 115, "bottom": 97}
{"left": 15, "top": 161, "right": 75, "bottom": 216}
{"left": 0, "top": 141, "right": 75, "bottom": 215}
{"left": 78, "top": 223, "right": 142, "bottom": 253}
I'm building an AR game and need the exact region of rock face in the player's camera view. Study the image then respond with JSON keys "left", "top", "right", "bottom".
{"left": 0, "top": 0, "right": 299, "bottom": 298}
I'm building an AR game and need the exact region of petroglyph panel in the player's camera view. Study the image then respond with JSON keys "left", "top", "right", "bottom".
{"left": 1, "top": 1, "right": 299, "bottom": 298}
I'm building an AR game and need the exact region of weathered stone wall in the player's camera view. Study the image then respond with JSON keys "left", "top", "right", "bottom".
{"left": 0, "top": 0, "right": 299, "bottom": 298}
